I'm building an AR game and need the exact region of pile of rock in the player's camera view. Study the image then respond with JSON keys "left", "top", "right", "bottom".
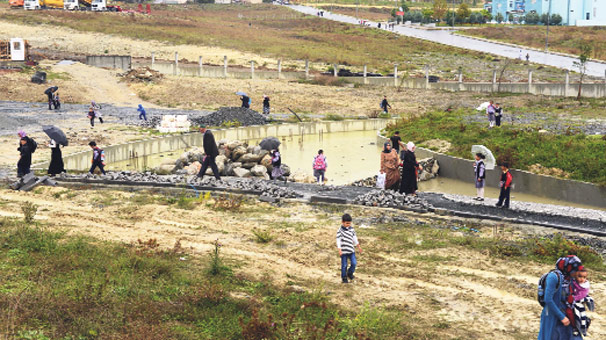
{"left": 156, "top": 140, "right": 290, "bottom": 181}
{"left": 350, "top": 158, "right": 440, "bottom": 187}
{"left": 352, "top": 189, "right": 432, "bottom": 211}
{"left": 121, "top": 67, "right": 163, "bottom": 83}
{"left": 190, "top": 107, "right": 267, "bottom": 127}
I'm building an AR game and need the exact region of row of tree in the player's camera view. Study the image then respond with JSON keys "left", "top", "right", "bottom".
{"left": 390, "top": 1, "right": 563, "bottom": 26}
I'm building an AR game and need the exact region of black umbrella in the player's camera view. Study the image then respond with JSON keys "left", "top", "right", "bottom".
{"left": 42, "top": 125, "right": 68, "bottom": 146}
{"left": 259, "top": 137, "right": 280, "bottom": 151}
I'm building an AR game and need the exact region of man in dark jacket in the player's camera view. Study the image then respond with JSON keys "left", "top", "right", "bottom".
{"left": 17, "top": 137, "right": 32, "bottom": 177}
{"left": 44, "top": 86, "right": 58, "bottom": 110}
{"left": 197, "top": 125, "right": 221, "bottom": 180}
{"left": 241, "top": 95, "right": 250, "bottom": 109}
{"left": 380, "top": 95, "right": 392, "bottom": 114}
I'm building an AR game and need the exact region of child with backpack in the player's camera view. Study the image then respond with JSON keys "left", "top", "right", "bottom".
{"left": 88, "top": 141, "right": 106, "bottom": 175}
{"left": 496, "top": 162, "right": 512, "bottom": 209}
{"left": 312, "top": 149, "right": 327, "bottom": 184}
{"left": 336, "top": 214, "right": 362, "bottom": 284}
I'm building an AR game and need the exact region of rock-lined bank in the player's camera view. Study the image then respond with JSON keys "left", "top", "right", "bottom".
{"left": 350, "top": 158, "right": 440, "bottom": 187}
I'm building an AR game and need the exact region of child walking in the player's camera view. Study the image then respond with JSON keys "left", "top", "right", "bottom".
{"left": 473, "top": 153, "right": 486, "bottom": 201}
{"left": 312, "top": 149, "right": 327, "bottom": 184}
{"left": 336, "top": 214, "right": 362, "bottom": 284}
{"left": 496, "top": 162, "right": 513, "bottom": 209}
{"left": 572, "top": 269, "right": 595, "bottom": 337}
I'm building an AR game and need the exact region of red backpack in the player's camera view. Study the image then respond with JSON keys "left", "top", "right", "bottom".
{"left": 313, "top": 155, "right": 326, "bottom": 170}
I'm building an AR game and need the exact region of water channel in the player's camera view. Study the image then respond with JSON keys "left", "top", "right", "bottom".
{"left": 107, "top": 129, "right": 604, "bottom": 211}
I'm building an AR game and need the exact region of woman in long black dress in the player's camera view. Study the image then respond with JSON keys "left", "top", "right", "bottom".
{"left": 47, "top": 139, "right": 65, "bottom": 176}
{"left": 399, "top": 142, "right": 422, "bottom": 195}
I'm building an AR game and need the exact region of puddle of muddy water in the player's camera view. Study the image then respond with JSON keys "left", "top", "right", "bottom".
{"left": 106, "top": 129, "right": 604, "bottom": 211}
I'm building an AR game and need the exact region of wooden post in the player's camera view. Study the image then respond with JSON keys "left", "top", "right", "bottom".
{"left": 528, "top": 70, "right": 533, "bottom": 94}
{"left": 305, "top": 60, "right": 309, "bottom": 80}
{"left": 250, "top": 61, "right": 255, "bottom": 79}
{"left": 198, "top": 56, "right": 203, "bottom": 77}
{"left": 394, "top": 63, "right": 398, "bottom": 87}
{"left": 174, "top": 52, "right": 178, "bottom": 76}
{"left": 565, "top": 70, "right": 570, "bottom": 97}
{"left": 223, "top": 56, "right": 228, "bottom": 78}
{"left": 458, "top": 69, "right": 463, "bottom": 83}
{"left": 492, "top": 69, "right": 497, "bottom": 92}
{"left": 151, "top": 52, "right": 155, "bottom": 68}
{"left": 333, "top": 64, "right": 338, "bottom": 77}
{"left": 363, "top": 65, "right": 367, "bottom": 85}
{"left": 277, "top": 59, "right": 282, "bottom": 79}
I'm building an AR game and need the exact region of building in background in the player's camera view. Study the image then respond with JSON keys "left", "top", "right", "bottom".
{"left": 492, "top": 0, "right": 606, "bottom": 26}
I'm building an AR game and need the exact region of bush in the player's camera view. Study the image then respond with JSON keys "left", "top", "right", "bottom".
{"left": 252, "top": 228, "right": 274, "bottom": 244}
{"left": 212, "top": 194, "right": 245, "bottom": 212}
{"left": 207, "top": 239, "right": 231, "bottom": 276}
{"left": 495, "top": 12, "right": 504, "bottom": 23}
{"left": 525, "top": 12, "right": 540, "bottom": 25}
{"left": 21, "top": 201, "right": 38, "bottom": 224}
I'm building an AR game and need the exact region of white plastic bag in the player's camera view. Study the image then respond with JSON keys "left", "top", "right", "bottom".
{"left": 376, "top": 172, "right": 386, "bottom": 189}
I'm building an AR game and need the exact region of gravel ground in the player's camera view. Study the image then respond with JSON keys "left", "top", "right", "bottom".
{"left": 465, "top": 111, "right": 606, "bottom": 135}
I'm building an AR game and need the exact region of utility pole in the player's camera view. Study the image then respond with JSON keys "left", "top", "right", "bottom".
{"left": 452, "top": 0, "right": 456, "bottom": 27}
{"left": 545, "top": 0, "right": 552, "bottom": 51}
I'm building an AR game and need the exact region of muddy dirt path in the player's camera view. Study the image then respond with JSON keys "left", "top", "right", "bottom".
{"left": 0, "top": 186, "right": 603, "bottom": 340}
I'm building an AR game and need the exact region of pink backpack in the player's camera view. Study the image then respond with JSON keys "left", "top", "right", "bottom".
{"left": 313, "top": 155, "right": 326, "bottom": 170}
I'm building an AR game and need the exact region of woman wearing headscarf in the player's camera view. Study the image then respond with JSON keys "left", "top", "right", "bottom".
{"left": 538, "top": 255, "right": 584, "bottom": 340}
{"left": 380, "top": 141, "right": 399, "bottom": 191}
{"left": 399, "top": 142, "right": 422, "bottom": 195}
{"left": 47, "top": 139, "right": 65, "bottom": 176}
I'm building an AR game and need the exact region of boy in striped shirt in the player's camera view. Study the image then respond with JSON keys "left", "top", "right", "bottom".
{"left": 336, "top": 214, "right": 363, "bottom": 284}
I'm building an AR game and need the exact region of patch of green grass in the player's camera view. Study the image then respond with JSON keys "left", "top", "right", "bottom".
{"left": 385, "top": 109, "right": 606, "bottom": 185}
{"left": 251, "top": 228, "right": 274, "bottom": 244}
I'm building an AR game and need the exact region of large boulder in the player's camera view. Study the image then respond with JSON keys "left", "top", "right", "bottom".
{"left": 223, "top": 162, "right": 235, "bottom": 176}
{"left": 179, "top": 151, "right": 190, "bottom": 164}
{"left": 190, "top": 148, "right": 205, "bottom": 162}
{"left": 232, "top": 162, "right": 242, "bottom": 169}
{"left": 258, "top": 149, "right": 269, "bottom": 159}
{"left": 250, "top": 164, "right": 268, "bottom": 177}
{"left": 233, "top": 167, "right": 251, "bottom": 178}
{"left": 205, "top": 156, "right": 226, "bottom": 175}
{"left": 246, "top": 145, "right": 256, "bottom": 154}
{"left": 260, "top": 154, "right": 272, "bottom": 169}
{"left": 280, "top": 164, "right": 291, "bottom": 177}
{"left": 238, "top": 153, "right": 261, "bottom": 163}
{"left": 154, "top": 164, "right": 175, "bottom": 175}
{"left": 288, "top": 170, "right": 314, "bottom": 183}
{"left": 252, "top": 146, "right": 262, "bottom": 155}
{"left": 232, "top": 146, "right": 247, "bottom": 161}
{"left": 227, "top": 140, "right": 244, "bottom": 150}
{"left": 186, "top": 161, "right": 201, "bottom": 175}
{"left": 241, "top": 162, "right": 257, "bottom": 169}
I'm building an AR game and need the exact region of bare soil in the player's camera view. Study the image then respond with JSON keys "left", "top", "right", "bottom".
{"left": 0, "top": 186, "right": 604, "bottom": 339}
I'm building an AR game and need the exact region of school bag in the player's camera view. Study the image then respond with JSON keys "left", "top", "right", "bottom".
{"left": 537, "top": 269, "right": 561, "bottom": 307}
{"left": 28, "top": 137, "right": 38, "bottom": 153}
{"left": 313, "top": 155, "right": 326, "bottom": 170}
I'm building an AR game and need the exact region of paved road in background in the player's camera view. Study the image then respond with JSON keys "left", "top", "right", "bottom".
{"left": 288, "top": 4, "right": 606, "bottom": 78}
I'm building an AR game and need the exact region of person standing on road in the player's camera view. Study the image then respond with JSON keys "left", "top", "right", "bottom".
{"left": 526, "top": 53, "right": 530, "bottom": 63}
{"left": 380, "top": 95, "right": 392, "bottom": 115}
{"left": 262, "top": 95, "right": 270, "bottom": 115}
{"left": 47, "top": 139, "right": 65, "bottom": 176}
{"left": 313, "top": 149, "right": 327, "bottom": 184}
{"left": 197, "top": 125, "right": 221, "bottom": 180}
{"left": 44, "top": 86, "right": 58, "bottom": 110}
{"left": 380, "top": 142, "right": 400, "bottom": 191}
{"left": 90, "top": 101, "right": 103, "bottom": 124}
{"left": 88, "top": 141, "right": 106, "bottom": 175}
{"left": 399, "top": 142, "right": 422, "bottom": 195}
{"left": 486, "top": 100, "right": 496, "bottom": 128}
{"left": 496, "top": 162, "right": 512, "bottom": 209}
{"left": 494, "top": 102, "right": 503, "bottom": 127}
{"left": 473, "top": 153, "right": 486, "bottom": 201}
{"left": 137, "top": 104, "right": 147, "bottom": 121}
{"left": 538, "top": 255, "right": 584, "bottom": 340}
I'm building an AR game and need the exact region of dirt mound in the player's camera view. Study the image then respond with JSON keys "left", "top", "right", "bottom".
{"left": 191, "top": 107, "right": 267, "bottom": 127}
{"left": 528, "top": 164, "right": 571, "bottom": 178}
{"left": 121, "top": 67, "right": 163, "bottom": 83}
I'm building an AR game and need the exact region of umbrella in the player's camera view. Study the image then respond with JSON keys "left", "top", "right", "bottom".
{"left": 476, "top": 101, "right": 490, "bottom": 111}
{"left": 259, "top": 137, "right": 280, "bottom": 151}
{"left": 42, "top": 125, "right": 68, "bottom": 146}
{"left": 235, "top": 91, "right": 248, "bottom": 96}
{"left": 471, "top": 145, "right": 496, "bottom": 170}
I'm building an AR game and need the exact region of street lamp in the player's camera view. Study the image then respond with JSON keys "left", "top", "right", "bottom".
{"left": 452, "top": 0, "right": 456, "bottom": 27}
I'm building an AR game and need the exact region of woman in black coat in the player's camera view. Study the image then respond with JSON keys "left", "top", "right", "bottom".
{"left": 17, "top": 137, "right": 32, "bottom": 177}
{"left": 399, "top": 142, "right": 422, "bottom": 195}
{"left": 47, "top": 139, "right": 65, "bottom": 176}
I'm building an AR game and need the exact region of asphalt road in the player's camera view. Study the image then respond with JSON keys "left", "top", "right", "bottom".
{"left": 288, "top": 4, "right": 606, "bottom": 78}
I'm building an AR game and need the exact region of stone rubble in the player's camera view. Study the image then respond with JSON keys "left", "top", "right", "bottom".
{"left": 352, "top": 189, "right": 433, "bottom": 211}
{"left": 350, "top": 158, "right": 439, "bottom": 187}
{"left": 190, "top": 107, "right": 268, "bottom": 127}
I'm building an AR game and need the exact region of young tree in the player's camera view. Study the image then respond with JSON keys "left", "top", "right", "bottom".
{"left": 495, "top": 12, "right": 504, "bottom": 23}
{"left": 422, "top": 8, "right": 434, "bottom": 23}
{"left": 432, "top": 0, "right": 448, "bottom": 22}
{"left": 480, "top": 9, "right": 493, "bottom": 22}
{"left": 573, "top": 43, "right": 592, "bottom": 100}
{"left": 551, "top": 14, "right": 562, "bottom": 25}
{"left": 456, "top": 3, "right": 471, "bottom": 23}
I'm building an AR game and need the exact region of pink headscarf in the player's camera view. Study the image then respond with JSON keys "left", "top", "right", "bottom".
{"left": 17, "top": 130, "right": 27, "bottom": 138}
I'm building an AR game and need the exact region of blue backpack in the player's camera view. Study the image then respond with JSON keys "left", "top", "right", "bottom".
{"left": 537, "top": 270, "right": 561, "bottom": 307}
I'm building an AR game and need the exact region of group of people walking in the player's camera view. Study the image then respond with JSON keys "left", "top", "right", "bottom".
{"left": 380, "top": 131, "right": 422, "bottom": 195}
{"left": 239, "top": 94, "right": 271, "bottom": 115}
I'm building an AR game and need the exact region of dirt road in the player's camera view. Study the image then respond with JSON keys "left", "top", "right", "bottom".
{"left": 0, "top": 186, "right": 603, "bottom": 339}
